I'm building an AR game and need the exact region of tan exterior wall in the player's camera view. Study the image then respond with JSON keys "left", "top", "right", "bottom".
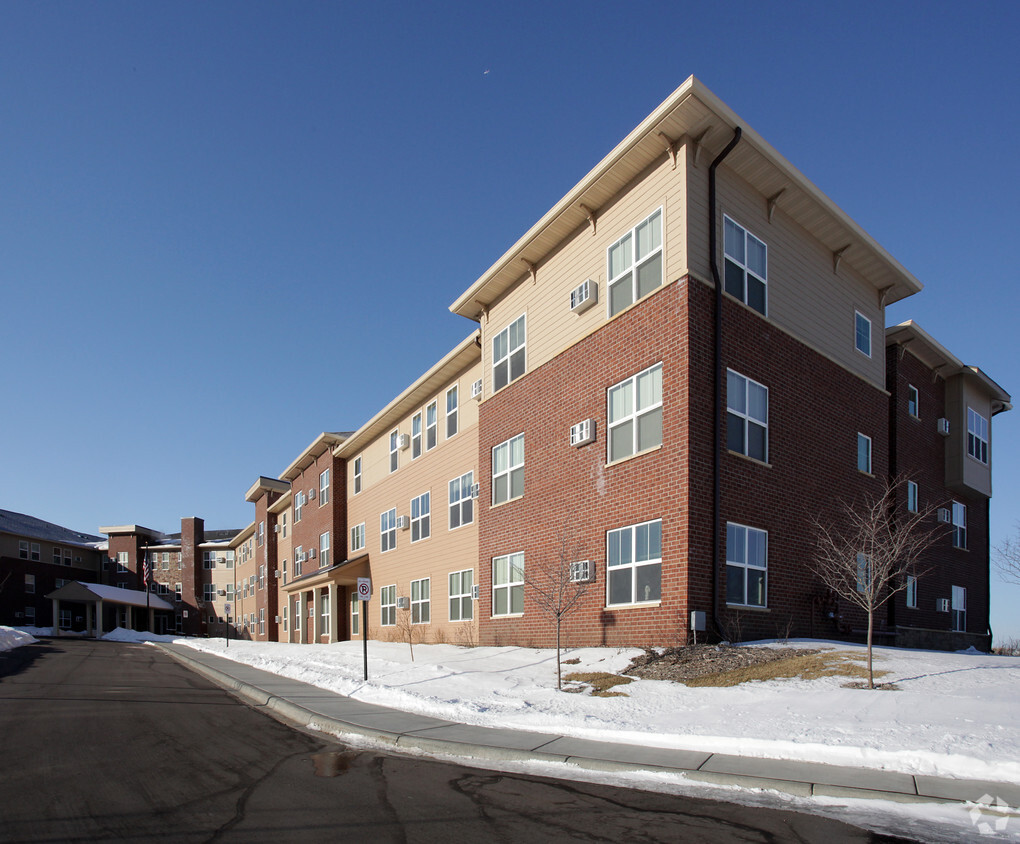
{"left": 945, "top": 375, "right": 994, "bottom": 497}
{"left": 272, "top": 502, "right": 294, "bottom": 640}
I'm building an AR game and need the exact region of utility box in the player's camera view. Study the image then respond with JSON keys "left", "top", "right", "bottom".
{"left": 690, "top": 611, "right": 706, "bottom": 632}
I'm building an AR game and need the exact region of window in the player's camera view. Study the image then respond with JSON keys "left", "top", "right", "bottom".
{"left": 449, "top": 569, "right": 474, "bottom": 622}
{"left": 295, "top": 546, "right": 303, "bottom": 577}
{"left": 281, "top": 560, "right": 287, "bottom": 585}
{"left": 952, "top": 585, "right": 966, "bottom": 632}
{"left": 319, "top": 532, "right": 330, "bottom": 568}
{"left": 283, "top": 606, "right": 289, "bottom": 633}
{"left": 907, "top": 481, "right": 919, "bottom": 513}
{"left": 319, "top": 594, "right": 328, "bottom": 633}
{"left": 259, "top": 608, "right": 265, "bottom": 636}
{"left": 952, "top": 501, "right": 967, "bottom": 549}
{"left": 380, "top": 509, "right": 397, "bottom": 552}
{"left": 19, "top": 541, "right": 28, "bottom": 559}
{"left": 389, "top": 430, "right": 399, "bottom": 473}
{"left": 157, "top": 582, "right": 169, "bottom": 596}
{"left": 225, "top": 550, "right": 234, "bottom": 569}
{"left": 294, "top": 491, "right": 304, "bottom": 522}
{"left": 53, "top": 547, "right": 62, "bottom": 565}
{"left": 203, "top": 583, "right": 215, "bottom": 602}
{"left": 350, "top": 593, "right": 359, "bottom": 636}
{"left": 967, "top": 408, "right": 989, "bottom": 464}
{"left": 906, "top": 575, "right": 918, "bottom": 609}
{"left": 25, "top": 607, "right": 35, "bottom": 623}
{"left": 492, "top": 434, "right": 524, "bottom": 505}
{"left": 493, "top": 314, "right": 526, "bottom": 392}
{"left": 449, "top": 471, "right": 474, "bottom": 529}
{"left": 723, "top": 216, "right": 766, "bottom": 315}
{"left": 608, "top": 208, "right": 663, "bottom": 317}
{"left": 280, "top": 512, "right": 287, "bottom": 538}
{"left": 607, "top": 519, "right": 662, "bottom": 606}
{"left": 856, "top": 553, "right": 871, "bottom": 593}
{"left": 446, "top": 385, "right": 458, "bottom": 438}
{"left": 258, "top": 521, "right": 264, "bottom": 546}
{"left": 907, "top": 385, "right": 919, "bottom": 418}
{"left": 175, "top": 583, "right": 182, "bottom": 602}
{"left": 608, "top": 363, "right": 663, "bottom": 462}
{"left": 320, "top": 468, "right": 330, "bottom": 505}
{"left": 117, "top": 551, "right": 129, "bottom": 572}
{"left": 411, "top": 578, "right": 430, "bottom": 624}
{"left": 412, "top": 411, "right": 423, "bottom": 459}
{"left": 203, "top": 551, "right": 216, "bottom": 569}
{"left": 353, "top": 457, "right": 362, "bottom": 494}
{"left": 259, "top": 565, "right": 266, "bottom": 589}
{"left": 225, "top": 584, "right": 234, "bottom": 601}
{"left": 162, "top": 552, "right": 170, "bottom": 569}
{"left": 426, "top": 400, "right": 438, "bottom": 450}
{"left": 380, "top": 584, "right": 396, "bottom": 626}
{"left": 854, "top": 311, "right": 871, "bottom": 357}
{"left": 492, "top": 552, "right": 524, "bottom": 616}
{"left": 64, "top": 550, "right": 72, "bottom": 566}
{"left": 857, "top": 433, "right": 872, "bottom": 474}
{"left": 727, "top": 370, "right": 768, "bottom": 462}
{"left": 59, "top": 609, "right": 71, "bottom": 629}
{"left": 726, "top": 523, "right": 767, "bottom": 607}
{"left": 350, "top": 523, "right": 366, "bottom": 553}
{"left": 410, "top": 492, "right": 430, "bottom": 542}
{"left": 30, "top": 543, "right": 40, "bottom": 561}
{"left": 24, "top": 574, "right": 35, "bottom": 594}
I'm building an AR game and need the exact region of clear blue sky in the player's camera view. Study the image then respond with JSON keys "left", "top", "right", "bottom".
{"left": 2, "top": 2, "right": 1018, "bottom": 640}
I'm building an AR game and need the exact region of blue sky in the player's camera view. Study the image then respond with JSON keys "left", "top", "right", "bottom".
{"left": 2, "top": 2, "right": 1018, "bottom": 640}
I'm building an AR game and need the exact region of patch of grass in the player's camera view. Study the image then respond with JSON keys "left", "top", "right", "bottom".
{"left": 681, "top": 651, "right": 889, "bottom": 688}
{"left": 562, "top": 657, "right": 581, "bottom": 665}
{"left": 563, "top": 671, "right": 634, "bottom": 697}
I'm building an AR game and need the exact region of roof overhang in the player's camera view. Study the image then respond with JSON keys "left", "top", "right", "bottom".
{"left": 245, "top": 476, "right": 291, "bottom": 503}
{"left": 280, "top": 433, "right": 350, "bottom": 482}
{"left": 450, "top": 75, "right": 923, "bottom": 320}
{"left": 45, "top": 581, "right": 175, "bottom": 611}
{"left": 99, "top": 524, "right": 164, "bottom": 540}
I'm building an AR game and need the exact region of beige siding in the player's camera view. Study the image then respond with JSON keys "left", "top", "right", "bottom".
{"left": 945, "top": 376, "right": 993, "bottom": 497}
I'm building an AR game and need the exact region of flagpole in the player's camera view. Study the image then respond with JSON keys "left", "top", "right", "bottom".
{"left": 144, "top": 551, "right": 150, "bottom": 630}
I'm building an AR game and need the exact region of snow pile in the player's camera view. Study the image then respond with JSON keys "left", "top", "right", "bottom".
{"left": 178, "top": 637, "right": 1020, "bottom": 786}
{"left": 0, "top": 625, "right": 38, "bottom": 652}
{"left": 101, "top": 627, "right": 182, "bottom": 643}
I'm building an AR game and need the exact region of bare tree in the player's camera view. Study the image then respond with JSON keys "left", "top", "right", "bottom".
{"left": 994, "top": 525, "right": 1020, "bottom": 585}
{"left": 810, "top": 476, "right": 941, "bottom": 688}
{"left": 522, "top": 528, "right": 591, "bottom": 690}
{"left": 394, "top": 606, "right": 424, "bottom": 662}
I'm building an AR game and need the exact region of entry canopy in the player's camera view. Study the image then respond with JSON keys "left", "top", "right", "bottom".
{"left": 46, "top": 581, "right": 175, "bottom": 611}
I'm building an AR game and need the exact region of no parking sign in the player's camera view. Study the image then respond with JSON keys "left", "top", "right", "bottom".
{"left": 356, "top": 578, "right": 372, "bottom": 601}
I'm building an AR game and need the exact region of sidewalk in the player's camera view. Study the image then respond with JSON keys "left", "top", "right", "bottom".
{"left": 157, "top": 642, "right": 1020, "bottom": 808}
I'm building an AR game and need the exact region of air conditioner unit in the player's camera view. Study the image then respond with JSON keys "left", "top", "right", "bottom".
{"left": 14, "top": 612, "right": 23, "bottom": 619}
{"left": 273, "top": 525, "right": 280, "bottom": 533}
{"left": 274, "top": 570, "right": 281, "bottom": 578}
{"left": 308, "top": 487, "right": 316, "bottom": 500}
{"left": 570, "top": 279, "right": 598, "bottom": 314}
{"left": 217, "top": 589, "right": 226, "bottom": 597}
{"left": 396, "top": 515, "right": 409, "bottom": 530}
{"left": 471, "top": 379, "right": 483, "bottom": 400}
{"left": 937, "top": 418, "right": 951, "bottom": 436}
{"left": 937, "top": 508, "right": 951, "bottom": 524}
{"left": 569, "top": 560, "right": 594, "bottom": 583}
{"left": 398, "top": 433, "right": 410, "bottom": 450}
{"left": 470, "top": 483, "right": 480, "bottom": 499}
{"left": 274, "top": 615, "right": 281, "bottom": 624}
{"left": 936, "top": 598, "right": 950, "bottom": 612}
{"left": 396, "top": 597, "right": 409, "bottom": 609}
{"left": 472, "top": 584, "right": 480, "bottom": 600}
{"left": 75, "top": 556, "right": 82, "bottom": 562}
{"left": 308, "top": 548, "right": 316, "bottom": 559}
{"left": 570, "top": 419, "right": 596, "bottom": 447}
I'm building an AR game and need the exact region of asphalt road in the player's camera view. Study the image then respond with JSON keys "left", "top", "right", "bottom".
{"left": 0, "top": 638, "right": 909, "bottom": 843}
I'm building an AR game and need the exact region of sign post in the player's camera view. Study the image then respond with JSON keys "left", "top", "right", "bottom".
{"left": 224, "top": 603, "right": 231, "bottom": 648}
{"left": 357, "top": 578, "right": 372, "bottom": 681}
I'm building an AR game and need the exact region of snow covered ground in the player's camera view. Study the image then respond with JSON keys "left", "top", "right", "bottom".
{"left": 0, "top": 626, "right": 37, "bottom": 652}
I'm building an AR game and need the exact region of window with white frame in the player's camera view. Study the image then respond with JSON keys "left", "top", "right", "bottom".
{"left": 63, "top": 549, "right": 72, "bottom": 566}
{"left": 59, "top": 608, "right": 71, "bottom": 629}
{"left": 294, "top": 491, "right": 304, "bottom": 522}
{"left": 492, "top": 552, "right": 524, "bottom": 616}
{"left": 726, "top": 523, "right": 767, "bottom": 607}
{"left": 350, "top": 593, "right": 359, "bottom": 636}
{"left": 280, "top": 512, "right": 287, "bottom": 538}
{"left": 380, "top": 584, "right": 396, "bottom": 626}
{"left": 162, "top": 552, "right": 170, "bottom": 569}
{"left": 952, "top": 585, "right": 966, "bottom": 632}
{"left": 906, "top": 575, "right": 918, "bottom": 609}
{"left": 857, "top": 433, "right": 872, "bottom": 474}
{"left": 258, "top": 521, "right": 264, "bottom": 546}
{"left": 225, "top": 583, "right": 234, "bottom": 601}
{"left": 723, "top": 216, "right": 767, "bottom": 315}
{"left": 411, "top": 578, "right": 430, "bottom": 624}
{"left": 907, "top": 385, "right": 919, "bottom": 418}
{"left": 320, "top": 468, "right": 330, "bottom": 505}
{"left": 907, "top": 480, "right": 919, "bottom": 513}
{"left": 446, "top": 385, "right": 458, "bottom": 438}
{"left": 259, "top": 608, "right": 266, "bottom": 635}
{"left": 426, "top": 400, "right": 438, "bottom": 450}
{"left": 350, "top": 522, "right": 366, "bottom": 553}
{"left": 410, "top": 492, "right": 430, "bottom": 542}
{"left": 412, "top": 411, "right": 423, "bottom": 459}
{"left": 389, "top": 429, "right": 399, "bottom": 473}
{"left": 281, "top": 560, "right": 287, "bottom": 585}
{"left": 225, "top": 550, "right": 234, "bottom": 569}
{"left": 606, "top": 519, "right": 662, "bottom": 606}
{"left": 449, "top": 471, "right": 474, "bottom": 529}
{"left": 967, "top": 408, "right": 989, "bottom": 464}
{"left": 24, "top": 574, "right": 35, "bottom": 594}
{"left": 319, "top": 594, "right": 328, "bottom": 633}
{"left": 283, "top": 606, "right": 288, "bottom": 633}
{"left": 449, "top": 569, "right": 473, "bottom": 622}
{"left": 380, "top": 509, "right": 397, "bottom": 552}
{"left": 30, "top": 543, "right": 40, "bottom": 561}
{"left": 493, "top": 315, "right": 526, "bottom": 392}
{"left": 117, "top": 551, "right": 129, "bottom": 572}
{"left": 25, "top": 607, "right": 35, "bottom": 623}
{"left": 353, "top": 456, "right": 362, "bottom": 494}
{"left": 856, "top": 553, "right": 872, "bottom": 593}
{"left": 608, "top": 208, "right": 663, "bottom": 317}
{"left": 727, "top": 370, "right": 768, "bottom": 462}
{"left": 175, "top": 583, "right": 182, "bottom": 602}
{"left": 259, "top": 565, "right": 266, "bottom": 589}
{"left": 295, "top": 546, "right": 303, "bottom": 577}
{"left": 19, "top": 541, "right": 28, "bottom": 559}
{"left": 492, "top": 434, "right": 524, "bottom": 505}
{"left": 608, "top": 363, "right": 663, "bottom": 462}
{"left": 203, "top": 583, "right": 215, "bottom": 602}
{"left": 157, "top": 582, "right": 169, "bottom": 596}
{"left": 203, "top": 551, "right": 216, "bottom": 569}
{"left": 53, "top": 547, "right": 62, "bottom": 565}
{"left": 319, "top": 532, "right": 330, "bottom": 568}
{"left": 952, "top": 501, "right": 967, "bottom": 549}
{"left": 854, "top": 311, "right": 871, "bottom": 357}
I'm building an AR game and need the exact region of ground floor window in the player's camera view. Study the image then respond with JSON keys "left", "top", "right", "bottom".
{"left": 952, "top": 585, "right": 966, "bottom": 632}
{"left": 381, "top": 584, "right": 396, "bottom": 626}
{"left": 351, "top": 592, "right": 360, "bottom": 636}
{"left": 411, "top": 578, "right": 430, "bottom": 624}
{"left": 449, "top": 569, "right": 473, "bottom": 621}
{"left": 606, "top": 519, "right": 662, "bottom": 606}
{"left": 906, "top": 575, "right": 918, "bottom": 609}
{"left": 492, "top": 553, "right": 524, "bottom": 616}
{"left": 726, "top": 522, "right": 767, "bottom": 607}
{"left": 59, "top": 609, "right": 71, "bottom": 629}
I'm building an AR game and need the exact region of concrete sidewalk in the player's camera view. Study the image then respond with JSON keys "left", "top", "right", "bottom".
{"left": 157, "top": 643, "right": 1019, "bottom": 809}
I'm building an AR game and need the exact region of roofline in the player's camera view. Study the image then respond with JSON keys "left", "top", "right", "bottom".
{"left": 99, "top": 524, "right": 164, "bottom": 540}
{"left": 245, "top": 475, "right": 291, "bottom": 503}
{"left": 279, "top": 432, "right": 349, "bottom": 482}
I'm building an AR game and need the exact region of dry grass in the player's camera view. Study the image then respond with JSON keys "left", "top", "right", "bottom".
{"left": 563, "top": 671, "right": 634, "bottom": 697}
{"left": 680, "top": 650, "right": 891, "bottom": 688}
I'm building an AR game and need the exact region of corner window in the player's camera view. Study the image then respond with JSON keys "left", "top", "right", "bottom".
{"left": 319, "top": 469, "right": 330, "bottom": 505}
{"left": 608, "top": 363, "right": 663, "bottom": 462}
{"left": 723, "top": 216, "right": 767, "bottom": 315}
{"left": 726, "top": 523, "right": 767, "bottom": 607}
{"left": 952, "top": 501, "right": 967, "bottom": 549}
{"left": 350, "top": 522, "right": 365, "bottom": 553}
{"left": 906, "top": 575, "right": 917, "bottom": 609}
{"left": 380, "top": 508, "right": 397, "bottom": 552}
{"left": 410, "top": 492, "right": 431, "bottom": 542}
{"left": 493, "top": 315, "right": 526, "bottom": 392}
{"left": 727, "top": 370, "right": 768, "bottom": 462}
{"left": 907, "top": 385, "right": 919, "bottom": 418}
{"left": 492, "top": 434, "right": 524, "bottom": 505}
{"left": 608, "top": 208, "right": 663, "bottom": 317}
{"left": 492, "top": 552, "right": 524, "bottom": 616}
{"left": 967, "top": 408, "right": 989, "bottom": 464}
{"left": 446, "top": 385, "right": 459, "bottom": 438}
{"left": 410, "top": 578, "right": 430, "bottom": 624}
{"left": 857, "top": 433, "right": 872, "bottom": 474}
{"left": 855, "top": 311, "right": 871, "bottom": 357}
{"left": 380, "top": 585, "right": 396, "bottom": 627}
{"left": 606, "top": 519, "right": 662, "bottom": 606}
{"left": 907, "top": 480, "right": 918, "bottom": 513}
{"left": 449, "top": 569, "right": 474, "bottom": 621}
{"left": 353, "top": 457, "right": 362, "bottom": 495}
{"left": 389, "top": 430, "right": 399, "bottom": 473}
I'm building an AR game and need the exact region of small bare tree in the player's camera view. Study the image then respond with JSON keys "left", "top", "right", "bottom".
{"left": 522, "top": 527, "right": 590, "bottom": 690}
{"left": 810, "top": 476, "right": 941, "bottom": 688}
{"left": 394, "top": 606, "right": 424, "bottom": 662}
{"left": 994, "top": 524, "right": 1020, "bottom": 585}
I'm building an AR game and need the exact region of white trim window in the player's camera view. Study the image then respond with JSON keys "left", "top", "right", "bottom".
{"left": 952, "top": 501, "right": 967, "bottom": 549}
{"left": 283, "top": 606, "right": 289, "bottom": 633}
{"left": 907, "top": 385, "right": 919, "bottom": 418}
{"left": 952, "top": 585, "right": 966, "bottom": 632}
{"left": 203, "top": 583, "right": 216, "bottom": 602}
{"left": 412, "top": 411, "right": 423, "bottom": 459}
{"left": 353, "top": 456, "right": 362, "bottom": 495}
{"left": 24, "top": 574, "right": 35, "bottom": 594}
{"left": 449, "top": 471, "right": 474, "bottom": 529}
{"left": 380, "top": 508, "right": 397, "bottom": 552}
{"left": 319, "top": 532, "right": 330, "bottom": 568}
{"left": 281, "top": 560, "right": 287, "bottom": 585}
{"left": 410, "top": 492, "right": 431, "bottom": 543}
{"left": 389, "top": 430, "right": 399, "bottom": 473}
{"left": 723, "top": 215, "right": 767, "bottom": 315}
{"left": 426, "top": 400, "right": 438, "bottom": 450}
{"left": 380, "top": 584, "right": 396, "bottom": 626}
{"left": 606, "top": 519, "right": 662, "bottom": 606}
{"left": 446, "top": 385, "right": 459, "bottom": 438}
{"left": 350, "top": 522, "right": 366, "bottom": 553}
{"left": 857, "top": 433, "right": 872, "bottom": 474}
{"left": 258, "top": 521, "right": 265, "bottom": 546}
{"left": 318, "top": 594, "right": 328, "bottom": 634}
{"left": 726, "top": 522, "right": 767, "bottom": 607}
{"left": 608, "top": 363, "right": 663, "bottom": 462}
{"left": 410, "top": 578, "right": 430, "bottom": 624}
{"left": 24, "top": 607, "right": 35, "bottom": 623}
{"left": 493, "top": 314, "right": 526, "bottom": 392}
{"left": 449, "top": 569, "right": 474, "bottom": 622}
{"left": 53, "top": 547, "right": 62, "bottom": 565}
{"left": 854, "top": 311, "right": 872, "bottom": 357}
{"left": 319, "top": 468, "right": 330, "bottom": 505}
{"left": 175, "top": 583, "right": 182, "bottom": 602}
{"left": 19, "top": 541, "right": 28, "bottom": 559}
{"left": 906, "top": 575, "right": 918, "bottom": 609}
{"left": 492, "top": 552, "right": 524, "bottom": 616}
{"left": 350, "top": 593, "right": 359, "bottom": 636}
{"left": 162, "top": 552, "right": 170, "bottom": 569}
{"left": 907, "top": 480, "right": 919, "bottom": 513}
{"left": 492, "top": 434, "right": 524, "bottom": 505}
{"left": 967, "top": 408, "right": 989, "bottom": 464}
{"left": 294, "top": 491, "right": 304, "bottom": 522}
{"left": 259, "top": 608, "right": 266, "bottom": 636}
{"left": 30, "top": 543, "right": 40, "bottom": 561}
{"left": 727, "top": 370, "right": 768, "bottom": 462}
{"left": 608, "top": 208, "right": 663, "bottom": 317}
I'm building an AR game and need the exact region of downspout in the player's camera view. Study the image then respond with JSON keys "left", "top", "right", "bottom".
{"left": 708, "top": 127, "right": 742, "bottom": 638}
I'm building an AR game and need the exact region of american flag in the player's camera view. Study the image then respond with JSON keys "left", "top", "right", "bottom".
{"left": 142, "top": 554, "right": 151, "bottom": 587}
